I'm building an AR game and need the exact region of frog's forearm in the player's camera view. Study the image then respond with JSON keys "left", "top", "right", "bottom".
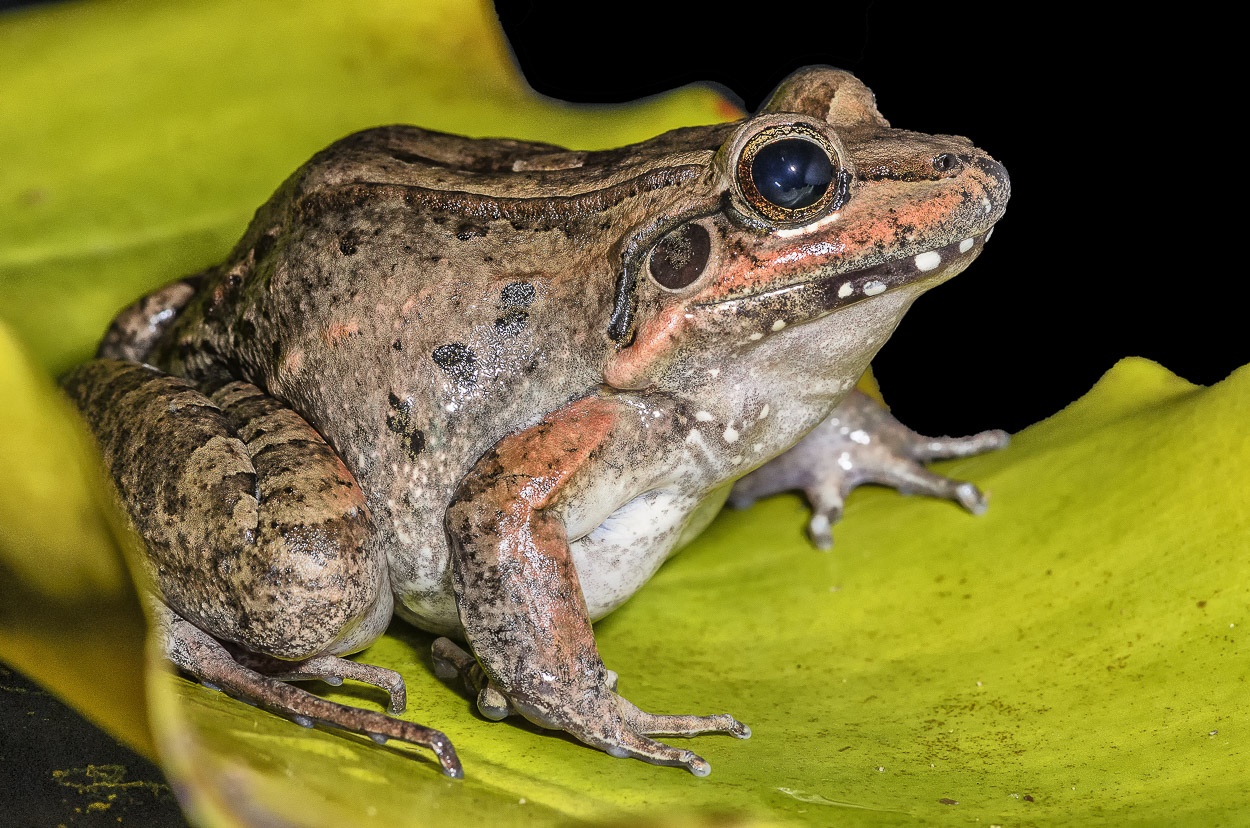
{"left": 445, "top": 396, "right": 618, "bottom": 702}
{"left": 445, "top": 397, "right": 746, "bottom": 774}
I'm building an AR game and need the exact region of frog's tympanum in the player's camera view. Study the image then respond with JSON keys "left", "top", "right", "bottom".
{"left": 64, "top": 68, "right": 1009, "bottom": 778}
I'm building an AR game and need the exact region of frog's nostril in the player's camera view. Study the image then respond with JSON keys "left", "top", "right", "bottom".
{"left": 932, "top": 153, "right": 959, "bottom": 173}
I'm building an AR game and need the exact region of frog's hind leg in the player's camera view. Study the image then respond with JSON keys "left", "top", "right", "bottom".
{"left": 729, "top": 389, "right": 1009, "bottom": 549}
{"left": 62, "top": 359, "right": 460, "bottom": 777}
{"left": 158, "top": 604, "right": 460, "bottom": 776}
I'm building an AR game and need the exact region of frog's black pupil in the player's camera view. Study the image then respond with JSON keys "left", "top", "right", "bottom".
{"left": 751, "top": 138, "right": 833, "bottom": 210}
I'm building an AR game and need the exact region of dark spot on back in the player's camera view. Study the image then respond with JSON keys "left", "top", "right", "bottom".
{"left": 339, "top": 234, "right": 358, "bottom": 256}
{"left": 501, "top": 282, "right": 535, "bottom": 309}
{"left": 432, "top": 343, "right": 477, "bottom": 386}
{"left": 384, "top": 393, "right": 426, "bottom": 459}
{"left": 392, "top": 340, "right": 403, "bottom": 351}
{"left": 456, "top": 221, "right": 488, "bottom": 241}
{"left": 253, "top": 231, "right": 277, "bottom": 262}
{"left": 386, "top": 410, "right": 407, "bottom": 435}
{"left": 404, "top": 429, "right": 426, "bottom": 460}
{"left": 387, "top": 392, "right": 411, "bottom": 413}
{"left": 494, "top": 311, "right": 528, "bottom": 336}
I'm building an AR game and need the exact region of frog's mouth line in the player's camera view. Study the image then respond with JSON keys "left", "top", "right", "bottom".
{"left": 696, "top": 228, "right": 996, "bottom": 329}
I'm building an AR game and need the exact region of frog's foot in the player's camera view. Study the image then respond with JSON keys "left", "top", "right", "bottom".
{"left": 431, "top": 637, "right": 513, "bottom": 721}
{"left": 517, "top": 689, "right": 750, "bottom": 777}
{"left": 447, "top": 396, "right": 750, "bottom": 775}
{"left": 232, "top": 650, "right": 407, "bottom": 714}
{"left": 162, "top": 610, "right": 461, "bottom": 778}
{"left": 433, "top": 636, "right": 631, "bottom": 723}
{"left": 434, "top": 636, "right": 748, "bottom": 775}
{"left": 729, "top": 389, "right": 1009, "bottom": 549}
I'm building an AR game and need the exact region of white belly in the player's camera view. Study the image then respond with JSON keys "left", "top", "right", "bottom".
{"left": 571, "top": 488, "right": 704, "bottom": 620}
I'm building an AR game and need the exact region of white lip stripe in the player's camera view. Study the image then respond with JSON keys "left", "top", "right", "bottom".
{"left": 915, "top": 250, "right": 941, "bottom": 272}
{"left": 959, "top": 238, "right": 974, "bottom": 253}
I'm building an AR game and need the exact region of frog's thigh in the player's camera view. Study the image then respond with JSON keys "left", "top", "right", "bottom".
{"left": 729, "top": 389, "right": 1009, "bottom": 549}
{"left": 445, "top": 397, "right": 748, "bottom": 775}
{"left": 62, "top": 359, "right": 392, "bottom": 660}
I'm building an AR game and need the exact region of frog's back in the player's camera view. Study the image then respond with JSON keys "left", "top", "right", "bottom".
{"left": 124, "top": 122, "right": 735, "bottom": 631}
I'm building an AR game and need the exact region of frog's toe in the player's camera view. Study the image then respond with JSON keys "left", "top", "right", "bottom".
{"left": 431, "top": 636, "right": 475, "bottom": 682}
{"left": 476, "top": 686, "right": 513, "bottom": 721}
{"left": 955, "top": 481, "right": 990, "bottom": 515}
{"left": 432, "top": 638, "right": 517, "bottom": 721}
{"left": 803, "top": 487, "right": 846, "bottom": 550}
{"left": 874, "top": 460, "right": 992, "bottom": 514}
{"left": 300, "top": 655, "right": 408, "bottom": 715}
{"left": 624, "top": 704, "right": 751, "bottom": 739}
{"left": 235, "top": 651, "right": 408, "bottom": 715}
{"left": 912, "top": 429, "right": 1011, "bottom": 461}
{"left": 596, "top": 729, "right": 714, "bottom": 776}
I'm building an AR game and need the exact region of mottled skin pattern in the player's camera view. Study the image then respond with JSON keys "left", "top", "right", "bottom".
{"left": 63, "top": 67, "right": 1010, "bottom": 777}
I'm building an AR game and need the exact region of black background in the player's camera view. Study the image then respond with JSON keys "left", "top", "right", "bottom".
{"left": 496, "top": 1, "right": 1243, "bottom": 435}
{"left": 0, "top": 1, "right": 1241, "bottom": 825}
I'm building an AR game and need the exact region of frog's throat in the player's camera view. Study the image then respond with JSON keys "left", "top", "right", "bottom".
{"left": 694, "top": 228, "right": 994, "bottom": 326}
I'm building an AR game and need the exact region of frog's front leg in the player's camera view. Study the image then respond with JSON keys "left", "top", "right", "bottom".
{"left": 445, "top": 397, "right": 749, "bottom": 776}
{"left": 61, "top": 359, "right": 461, "bottom": 777}
{"left": 729, "top": 390, "right": 1009, "bottom": 549}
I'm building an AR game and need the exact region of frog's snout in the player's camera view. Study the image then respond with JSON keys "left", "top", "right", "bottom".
{"left": 973, "top": 154, "right": 1011, "bottom": 213}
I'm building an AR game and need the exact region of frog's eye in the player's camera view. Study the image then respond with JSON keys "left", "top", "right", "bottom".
{"left": 735, "top": 125, "right": 847, "bottom": 224}
{"left": 647, "top": 222, "right": 711, "bottom": 291}
{"left": 751, "top": 139, "right": 832, "bottom": 210}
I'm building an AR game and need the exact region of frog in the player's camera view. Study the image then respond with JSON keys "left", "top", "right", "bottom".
{"left": 62, "top": 66, "right": 1010, "bottom": 779}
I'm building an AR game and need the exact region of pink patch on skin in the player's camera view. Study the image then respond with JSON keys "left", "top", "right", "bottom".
{"left": 323, "top": 319, "right": 360, "bottom": 346}
{"left": 281, "top": 347, "right": 305, "bottom": 374}
{"left": 707, "top": 174, "right": 989, "bottom": 301}
{"left": 604, "top": 306, "right": 687, "bottom": 390}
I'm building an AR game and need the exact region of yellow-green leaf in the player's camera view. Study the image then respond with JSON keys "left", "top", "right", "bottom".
{"left": 0, "top": 322, "right": 151, "bottom": 756}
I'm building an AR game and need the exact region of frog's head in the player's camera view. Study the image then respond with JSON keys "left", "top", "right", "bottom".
{"left": 603, "top": 66, "right": 1009, "bottom": 396}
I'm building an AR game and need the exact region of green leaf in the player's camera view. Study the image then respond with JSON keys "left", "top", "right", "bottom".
{"left": 2, "top": 1, "right": 1246, "bottom": 826}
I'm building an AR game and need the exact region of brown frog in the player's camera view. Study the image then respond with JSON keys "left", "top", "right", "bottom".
{"left": 63, "top": 67, "right": 1010, "bottom": 778}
